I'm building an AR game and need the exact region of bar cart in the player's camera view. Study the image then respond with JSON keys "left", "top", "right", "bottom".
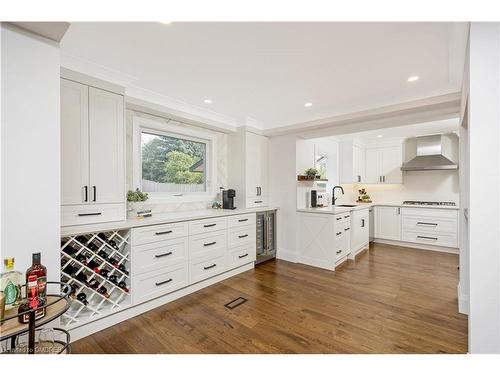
{"left": 0, "top": 281, "right": 72, "bottom": 354}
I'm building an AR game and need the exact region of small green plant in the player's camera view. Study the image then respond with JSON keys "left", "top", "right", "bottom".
{"left": 127, "top": 189, "right": 149, "bottom": 202}
{"left": 305, "top": 168, "right": 318, "bottom": 178}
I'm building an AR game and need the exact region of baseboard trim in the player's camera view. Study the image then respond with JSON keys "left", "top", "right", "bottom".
{"left": 298, "top": 255, "right": 335, "bottom": 271}
{"left": 68, "top": 262, "right": 255, "bottom": 342}
{"left": 373, "top": 239, "right": 459, "bottom": 254}
{"left": 277, "top": 248, "right": 298, "bottom": 263}
{"left": 458, "top": 283, "right": 469, "bottom": 315}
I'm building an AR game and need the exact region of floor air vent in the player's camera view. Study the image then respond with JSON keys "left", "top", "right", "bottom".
{"left": 224, "top": 297, "right": 248, "bottom": 310}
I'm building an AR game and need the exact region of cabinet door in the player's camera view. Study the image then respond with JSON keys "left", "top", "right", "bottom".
{"left": 381, "top": 146, "right": 403, "bottom": 183}
{"left": 61, "top": 79, "right": 89, "bottom": 205}
{"left": 353, "top": 145, "right": 365, "bottom": 183}
{"left": 245, "top": 132, "right": 260, "bottom": 197}
{"left": 258, "top": 135, "right": 269, "bottom": 196}
{"left": 89, "top": 87, "right": 124, "bottom": 204}
{"left": 365, "top": 148, "right": 381, "bottom": 183}
{"left": 375, "top": 206, "right": 401, "bottom": 240}
{"left": 352, "top": 209, "right": 369, "bottom": 250}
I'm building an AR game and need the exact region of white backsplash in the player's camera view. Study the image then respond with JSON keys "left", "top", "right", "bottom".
{"left": 126, "top": 110, "right": 228, "bottom": 214}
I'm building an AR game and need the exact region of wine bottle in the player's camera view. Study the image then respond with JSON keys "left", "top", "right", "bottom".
{"left": 76, "top": 292, "right": 88, "bottom": 305}
{"left": 26, "top": 253, "right": 47, "bottom": 300}
{"left": 18, "top": 275, "right": 46, "bottom": 323}
{"left": 87, "top": 260, "right": 101, "bottom": 273}
{"left": 97, "top": 249, "right": 109, "bottom": 260}
{"left": 75, "top": 272, "right": 88, "bottom": 285}
{"left": 76, "top": 254, "right": 88, "bottom": 265}
{"left": 108, "top": 275, "right": 118, "bottom": 285}
{"left": 118, "top": 281, "right": 129, "bottom": 292}
{"left": 62, "top": 245, "right": 77, "bottom": 256}
{"left": 88, "top": 279, "right": 99, "bottom": 289}
{"left": 97, "top": 286, "right": 109, "bottom": 298}
{"left": 100, "top": 269, "right": 110, "bottom": 279}
{"left": 118, "top": 264, "right": 129, "bottom": 275}
{"left": 75, "top": 235, "right": 89, "bottom": 245}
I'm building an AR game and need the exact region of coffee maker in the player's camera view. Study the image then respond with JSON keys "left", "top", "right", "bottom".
{"left": 222, "top": 189, "right": 236, "bottom": 210}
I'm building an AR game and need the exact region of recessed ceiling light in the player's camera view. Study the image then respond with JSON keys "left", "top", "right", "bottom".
{"left": 407, "top": 76, "right": 419, "bottom": 82}
{"left": 160, "top": 22, "right": 172, "bottom": 25}
{"left": 377, "top": 135, "right": 383, "bottom": 138}
{"left": 304, "top": 102, "right": 313, "bottom": 107}
{"left": 203, "top": 99, "right": 212, "bottom": 104}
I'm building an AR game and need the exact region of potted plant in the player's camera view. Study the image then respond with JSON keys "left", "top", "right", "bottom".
{"left": 127, "top": 189, "right": 149, "bottom": 216}
{"left": 305, "top": 168, "right": 318, "bottom": 180}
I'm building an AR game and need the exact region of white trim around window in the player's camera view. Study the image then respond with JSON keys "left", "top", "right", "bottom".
{"left": 132, "top": 115, "right": 218, "bottom": 203}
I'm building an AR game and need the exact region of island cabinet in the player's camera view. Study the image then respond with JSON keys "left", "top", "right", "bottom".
{"left": 349, "top": 208, "right": 370, "bottom": 258}
{"left": 298, "top": 212, "right": 351, "bottom": 271}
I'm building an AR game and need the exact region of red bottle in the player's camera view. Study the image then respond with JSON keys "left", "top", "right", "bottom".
{"left": 18, "top": 275, "right": 46, "bottom": 323}
{"left": 26, "top": 252, "right": 47, "bottom": 301}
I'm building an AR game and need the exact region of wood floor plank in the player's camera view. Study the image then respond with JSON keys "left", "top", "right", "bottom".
{"left": 71, "top": 243, "right": 468, "bottom": 354}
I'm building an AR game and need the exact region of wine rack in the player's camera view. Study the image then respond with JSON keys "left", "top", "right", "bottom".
{"left": 60, "top": 229, "right": 131, "bottom": 328}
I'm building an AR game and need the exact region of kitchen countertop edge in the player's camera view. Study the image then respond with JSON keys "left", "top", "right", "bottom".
{"left": 297, "top": 202, "right": 459, "bottom": 215}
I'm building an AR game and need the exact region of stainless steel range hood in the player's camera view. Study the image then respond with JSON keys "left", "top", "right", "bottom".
{"left": 401, "top": 134, "right": 458, "bottom": 171}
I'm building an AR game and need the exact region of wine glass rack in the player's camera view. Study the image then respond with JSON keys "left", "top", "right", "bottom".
{"left": 60, "top": 229, "right": 131, "bottom": 328}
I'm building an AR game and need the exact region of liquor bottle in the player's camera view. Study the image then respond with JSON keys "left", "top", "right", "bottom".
{"left": 97, "top": 286, "right": 109, "bottom": 298}
{"left": 26, "top": 253, "right": 47, "bottom": 301}
{"left": 18, "top": 275, "right": 46, "bottom": 323}
{"left": 118, "top": 281, "right": 129, "bottom": 293}
{"left": 0, "top": 258, "right": 23, "bottom": 311}
{"left": 76, "top": 292, "right": 88, "bottom": 305}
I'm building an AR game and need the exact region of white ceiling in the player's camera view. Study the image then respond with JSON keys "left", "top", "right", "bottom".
{"left": 334, "top": 118, "right": 459, "bottom": 143}
{"left": 60, "top": 22, "right": 468, "bottom": 130}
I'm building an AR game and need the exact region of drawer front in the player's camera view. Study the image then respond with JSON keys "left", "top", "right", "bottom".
{"left": 133, "top": 262, "right": 188, "bottom": 305}
{"left": 189, "top": 217, "right": 227, "bottom": 235}
{"left": 401, "top": 207, "right": 458, "bottom": 219}
{"left": 228, "top": 226, "right": 256, "bottom": 248}
{"left": 402, "top": 215, "right": 457, "bottom": 234}
{"left": 189, "top": 253, "right": 227, "bottom": 284}
{"left": 402, "top": 230, "right": 458, "bottom": 248}
{"left": 62, "top": 203, "right": 125, "bottom": 226}
{"left": 246, "top": 196, "right": 269, "bottom": 208}
{"left": 335, "top": 245, "right": 348, "bottom": 261}
{"left": 189, "top": 231, "right": 227, "bottom": 259}
{"left": 227, "top": 244, "right": 256, "bottom": 270}
{"left": 133, "top": 222, "right": 188, "bottom": 246}
{"left": 334, "top": 214, "right": 345, "bottom": 224}
{"left": 227, "top": 213, "right": 256, "bottom": 228}
{"left": 133, "top": 237, "right": 188, "bottom": 276}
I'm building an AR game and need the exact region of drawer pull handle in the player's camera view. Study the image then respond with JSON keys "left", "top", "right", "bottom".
{"left": 238, "top": 218, "right": 249, "bottom": 222}
{"left": 78, "top": 212, "right": 102, "bottom": 217}
{"left": 238, "top": 253, "right": 249, "bottom": 259}
{"left": 204, "top": 263, "right": 217, "bottom": 270}
{"left": 204, "top": 223, "right": 217, "bottom": 228}
{"left": 344, "top": 215, "right": 350, "bottom": 219}
{"left": 238, "top": 234, "right": 249, "bottom": 239}
{"left": 254, "top": 200, "right": 263, "bottom": 203}
{"left": 336, "top": 217, "right": 342, "bottom": 221}
{"left": 155, "top": 278, "right": 173, "bottom": 286}
{"left": 336, "top": 250, "right": 342, "bottom": 254}
{"left": 417, "top": 235, "right": 438, "bottom": 240}
{"left": 155, "top": 251, "right": 173, "bottom": 258}
{"left": 155, "top": 230, "right": 173, "bottom": 235}
{"left": 416, "top": 222, "right": 438, "bottom": 226}
{"left": 203, "top": 241, "right": 217, "bottom": 247}
{"left": 336, "top": 231, "right": 342, "bottom": 236}
{"left": 344, "top": 228, "right": 350, "bottom": 231}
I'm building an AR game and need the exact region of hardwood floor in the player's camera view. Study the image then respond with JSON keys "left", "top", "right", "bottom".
{"left": 72, "top": 243, "right": 468, "bottom": 354}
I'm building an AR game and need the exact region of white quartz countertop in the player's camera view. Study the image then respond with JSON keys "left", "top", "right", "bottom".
{"left": 61, "top": 206, "right": 280, "bottom": 236}
{"left": 297, "top": 201, "right": 459, "bottom": 215}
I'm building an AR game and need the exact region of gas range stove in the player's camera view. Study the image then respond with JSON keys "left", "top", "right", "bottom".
{"left": 402, "top": 200, "right": 456, "bottom": 207}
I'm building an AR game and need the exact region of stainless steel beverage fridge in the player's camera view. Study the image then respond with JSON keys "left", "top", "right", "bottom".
{"left": 256, "top": 210, "right": 276, "bottom": 264}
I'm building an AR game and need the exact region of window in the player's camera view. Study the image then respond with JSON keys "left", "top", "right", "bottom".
{"left": 316, "top": 154, "right": 327, "bottom": 180}
{"left": 133, "top": 116, "right": 216, "bottom": 200}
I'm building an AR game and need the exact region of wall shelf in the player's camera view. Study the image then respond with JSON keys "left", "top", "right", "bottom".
{"left": 297, "top": 175, "right": 328, "bottom": 182}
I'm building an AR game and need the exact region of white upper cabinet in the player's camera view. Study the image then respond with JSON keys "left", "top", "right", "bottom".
{"left": 89, "top": 87, "right": 125, "bottom": 204}
{"left": 61, "top": 79, "right": 89, "bottom": 205}
{"left": 365, "top": 143, "right": 403, "bottom": 184}
{"left": 60, "top": 78, "right": 125, "bottom": 226}
{"left": 228, "top": 129, "right": 269, "bottom": 208}
{"left": 339, "top": 140, "right": 366, "bottom": 184}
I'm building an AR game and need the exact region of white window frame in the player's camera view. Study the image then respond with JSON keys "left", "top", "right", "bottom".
{"left": 132, "top": 115, "right": 217, "bottom": 203}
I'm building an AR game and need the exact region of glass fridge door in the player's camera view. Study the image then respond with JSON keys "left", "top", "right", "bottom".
{"left": 267, "top": 211, "right": 276, "bottom": 256}
{"left": 256, "top": 212, "right": 266, "bottom": 257}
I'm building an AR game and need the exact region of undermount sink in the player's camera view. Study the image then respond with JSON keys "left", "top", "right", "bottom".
{"left": 334, "top": 204, "right": 358, "bottom": 207}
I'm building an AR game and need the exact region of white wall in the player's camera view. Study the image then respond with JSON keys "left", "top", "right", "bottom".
{"left": 0, "top": 25, "right": 60, "bottom": 282}
{"left": 467, "top": 22, "right": 500, "bottom": 354}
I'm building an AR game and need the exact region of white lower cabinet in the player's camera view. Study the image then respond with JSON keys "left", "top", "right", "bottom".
{"left": 374, "top": 206, "right": 402, "bottom": 240}
{"left": 350, "top": 208, "right": 370, "bottom": 256}
{"left": 131, "top": 213, "right": 256, "bottom": 305}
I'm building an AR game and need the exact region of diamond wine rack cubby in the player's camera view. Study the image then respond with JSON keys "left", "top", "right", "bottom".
{"left": 60, "top": 229, "right": 131, "bottom": 328}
